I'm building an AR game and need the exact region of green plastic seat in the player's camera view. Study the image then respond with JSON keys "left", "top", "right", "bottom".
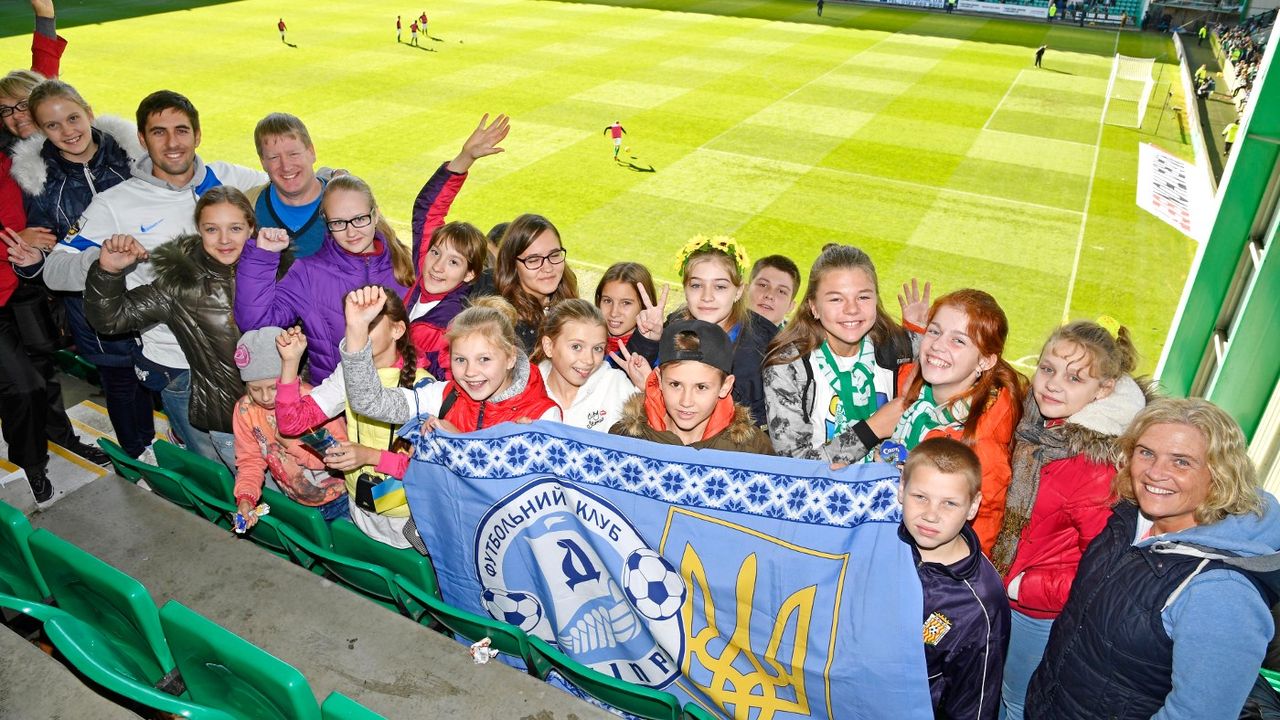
{"left": 134, "top": 461, "right": 203, "bottom": 516}
{"left": 276, "top": 519, "right": 430, "bottom": 619}
{"left": 320, "top": 691, "right": 387, "bottom": 720}
{"left": 96, "top": 437, "right": 150, "bottom": 484}
{"left": 256, "top": 491, "right": 333, "bottom": 573}
{"left": 0, "top": 589, "right": 66, "bottom": 623}
{"left": 395, "top": 574, "right": 548, "bottom": 678}
{"left": 0, "top": 500, "right": 50, "bottom": 601}
{"left": 529, "top": 635, "right": 683, "bottom": 720}
{"left": 158, "top": 600, "right": 321, "bottom": 720}
{"left": 1264, "top": 668, "right": 1280, "bottom": 693}
{"left": 683, "top": 702, "right": 722, "bottom": 720}
{"left": 27, "top": 528, "right": 176, "bottom": 688}
{"left": 154, "top": 440, "right": 237, "bottom": 529}
{"left": 44, "top": 613, "right": 236, "bottom": 720}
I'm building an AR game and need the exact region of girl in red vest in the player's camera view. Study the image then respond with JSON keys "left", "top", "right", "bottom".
{"left": 340, "top": 289, "right": 560, "bottom": 434}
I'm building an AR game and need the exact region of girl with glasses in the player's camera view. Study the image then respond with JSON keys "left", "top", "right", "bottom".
{"left": 489, "top": 213, "right": 578, "bottom": 355}
{"left": 234, "top": 174, "right": 415, "bottom": 382}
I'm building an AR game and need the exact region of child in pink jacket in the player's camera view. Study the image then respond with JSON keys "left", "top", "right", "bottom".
{"left": 232, "top": 327, "right": 349, "bottom": 528}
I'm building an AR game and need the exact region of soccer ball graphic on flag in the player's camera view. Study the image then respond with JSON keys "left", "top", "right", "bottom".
{"left": 622, "top": 548, "right": 686, "bottom": 620}
{"left": 481, "top": 587, "right": 544, "bottom": 632}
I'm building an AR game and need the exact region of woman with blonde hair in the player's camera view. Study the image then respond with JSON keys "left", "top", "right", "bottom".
{"left": 1028, "top": 397, "right": 1278, "bottom": 720}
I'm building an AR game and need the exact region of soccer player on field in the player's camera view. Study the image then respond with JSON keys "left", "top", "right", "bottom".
{"left": 396, "top": 16, "right": 402, "bottom": 43}
{"left": 410, "top": 20, "right": 419, "bottom": 47}
{"left": 278, "top": 18, "right": 286, "bottom": 44}
{"left": 604, "top": 121, "right": 626, "bottom": 160}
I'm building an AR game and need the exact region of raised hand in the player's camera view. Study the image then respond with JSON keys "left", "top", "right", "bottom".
{"left": 2, "top": 228, "right": 43, "bottom": 268}
{"left": 18, "top": 226, "right": 56, "bottom": 251}
{"left": 275, "top": 325, "right": 308, "bottom": 362}
{"left": 448, "top": 113, "right": 510, "bottom": 174}
{"left": 609, "top": 343, "right": 652, "bottom": 389}
{"left": 256, "top": 227, "right": 290, "bottom": 253}
{"left": 634, "top": 282, "right": 670, "bottom": 341}
{"left": 98, "top": 234, "right": 148, "bottom": 273}
{"left": 898, "top": 278, "right": 932, "bottom": 330}
{"left": 31, "top": 0, "right": 54, "bottom": 19}
{"left": 344, "top": 285, "right": 387, "bottom": 331}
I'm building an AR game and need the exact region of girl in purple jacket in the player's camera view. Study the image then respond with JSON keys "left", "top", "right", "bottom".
{"left": 234, "top": 175, "right": 415, "bottom": 381}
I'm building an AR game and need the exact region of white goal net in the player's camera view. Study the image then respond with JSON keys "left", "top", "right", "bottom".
{"left": 1104, "top": 54, "right": 1157, "bottom": 128}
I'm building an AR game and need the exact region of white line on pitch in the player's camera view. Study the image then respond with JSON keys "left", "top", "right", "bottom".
{"left": 982, "top": 69, "right": 1025, "bottom": 132}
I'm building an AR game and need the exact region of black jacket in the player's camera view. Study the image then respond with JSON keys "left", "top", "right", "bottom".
{"left": 904, "top": 523, "right": 1010, "bottom": 720}
{"left": 85, "top": 234, "right": 242, "bottom": 433}
{"left": 627, "top": 309, "right": 779, "bottom": 426}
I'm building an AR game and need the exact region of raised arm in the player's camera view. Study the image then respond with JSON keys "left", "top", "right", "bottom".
{"left": 83, "top": 236, "right": 168, "bottom": 334}
{"left": 233, "top": 229, "right": 302, "bottom": 331}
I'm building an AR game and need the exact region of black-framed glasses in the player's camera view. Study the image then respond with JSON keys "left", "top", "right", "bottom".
{"left": 516, "top": 248, "right": 567, "bottom": 270}
{"left": 0, "top": 100, "right": 28, "bottom": 118}
{"left": 324, "top": 212, "right": 374, "bottom": 233}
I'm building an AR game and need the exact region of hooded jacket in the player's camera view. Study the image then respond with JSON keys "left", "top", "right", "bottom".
{"left": 84, "top": 234, "right": 242, "bottom": 433}
{"left": 235, "top": 232, "right": 409, "bottom": 382}
{"left": 1027, "top": 495, "right": 1280, "bottom": 720}
{"left": 609, "top": 373, "right": 775, "bottom": 455}
{"left": 627, "top": 309, "right": 780, "bottom": 427}
{"left": 904, "top": 522, "right": 1010, "bottom": 720}
{"left": 1002, "top": 375, "right": 1148, "bottom": 619}
{"left": 10, "top": 116, "right": 145, "bottom": 366}
{"left": 27, "top": 154, "right": 266, "bottom": 369}
{"left": 538, "top": 359, "right": 638, "bottom": 431}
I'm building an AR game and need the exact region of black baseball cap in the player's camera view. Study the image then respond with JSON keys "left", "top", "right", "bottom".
{"left": 658, "top": 319, "right": 734, "bottom": 375}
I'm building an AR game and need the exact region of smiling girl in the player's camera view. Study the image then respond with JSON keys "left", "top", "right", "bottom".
{"left": 989, "top": 320, "right": 1148, "bottom": 720}
{"left": 534, "top": 299, "right": 639, "bottom": 431}
{"left": 405, "top": 221, "right": 488, "bottom": 379}
{"left": 340, "top": 289, "right": 560, "bottom": 435}
{"left": 626, "top": 236, "right": 778, "bottom": 426}
{"left": 235, "top": 174, "right": 415, "bottom": 381}
{"left": 491, "top": 213, "right": 578, "bottom": 354}
{"left": 594, "top": 262, "right": 654, "bottom": 363}
{"left": 762, "top": 244, "right": 919, "bottom": 463}
{"left": 887, "top": 289, "right": 1025, "bottom": 553}
{"left": 84, "top": 187, "right": 261, "bottom": 468}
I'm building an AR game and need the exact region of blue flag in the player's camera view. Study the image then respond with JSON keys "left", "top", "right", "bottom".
{"left": 401, "top": 421, "right": 932, "bottom": 719}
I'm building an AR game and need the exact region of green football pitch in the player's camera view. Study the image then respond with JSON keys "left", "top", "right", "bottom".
{"left": 0, "top": 0, "right": 1196, "bottom": 372}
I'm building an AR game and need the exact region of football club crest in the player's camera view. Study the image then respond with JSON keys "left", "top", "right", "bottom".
{"left": 922, "top": 612, "right": 952, "bottom": 646}
{"left": 474, "top": 478, "right": 685, "bottom": 686}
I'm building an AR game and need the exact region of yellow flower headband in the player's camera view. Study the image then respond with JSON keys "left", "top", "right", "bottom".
{"left": 674, "top": 234, "right": 750, "bottom": 279}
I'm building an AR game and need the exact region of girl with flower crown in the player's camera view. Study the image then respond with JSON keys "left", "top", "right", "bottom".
{"left": 625, "top": 235, "right": 777, "bottom": 426}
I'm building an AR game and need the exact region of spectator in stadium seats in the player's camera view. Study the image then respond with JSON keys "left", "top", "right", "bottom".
{"left": 84, "top": 188, "right": 264, "bottom": 470}
{"left": 339, "top": 289, "right": 560, "bottom": 437}
{"left": 624, "top": 236, "right": 778, "bottom": 426}
{"left": 534, "top": 299, "right": 639, "bottom": 431}
{"left": 594, "top": 261, "right": 655, "bottom": 366}
{"left": 1027, "top": 398, "right": 1278, "bottom": 720}
{"left": 611, "top": 319, "right": 773, "bottom": 454}
{"left": 12, "top": 89, "right": 267, "bottom": 461}
{"left": 761, "top": 244, "right": 918, "bottom": 463}
{"left": 886, "top": 289, "right": 1024, "bottom": 554}
{"left": 276, "top": 287, "right": 426, "bottom": 547}
{"left": 244, "top": 113, "right": 329, "bottom": 258}
{"left": 234, "top": 174, "right": 414, "bottom": 382}
{"left": 231, "top": 326, "right": 348, "bottom": 530}
{"left": 405, "top": 221, "right": 487, "bottom": 380}
{"left": 989, "top": 320, "right": 1148, "bottom": 720}
{"left": 10, "top": 79, "right": 154, "bottom": 461}
{"left": 491, "top": 213, "right": 578, "bottom": 355}
{"left": 747, "top": 254, "right": 800, "bottom": 327}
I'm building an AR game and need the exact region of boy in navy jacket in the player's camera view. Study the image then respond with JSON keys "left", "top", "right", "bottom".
{"left": 899, "top": 437, "right": 1011, "bottom": 719}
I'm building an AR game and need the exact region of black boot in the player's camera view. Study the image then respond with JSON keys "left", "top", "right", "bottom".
{"left": 27, "top": 469, "right": 53, "bottom": 503}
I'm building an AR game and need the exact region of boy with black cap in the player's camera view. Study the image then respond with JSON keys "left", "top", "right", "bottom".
{"left": 610, "top": 319, "right": 773, "bottom": 454}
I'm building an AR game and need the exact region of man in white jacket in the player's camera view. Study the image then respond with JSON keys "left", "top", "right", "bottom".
{"left": 11, "top": 90, "right": 265, "bottom": 460}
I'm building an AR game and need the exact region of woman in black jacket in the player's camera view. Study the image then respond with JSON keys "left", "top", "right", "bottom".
{"left": 11, "top": 79, "right": 154, "bottom": 459}
{"left": 84, "top": 187, "right": 273, "bottom": 470}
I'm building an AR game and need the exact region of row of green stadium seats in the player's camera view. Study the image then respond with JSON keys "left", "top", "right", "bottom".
{"left": 0, "top": 498, "right": 383, "bottom": 719}
{"left": 95, "top": 437, "right": 724, "bottom": 720}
